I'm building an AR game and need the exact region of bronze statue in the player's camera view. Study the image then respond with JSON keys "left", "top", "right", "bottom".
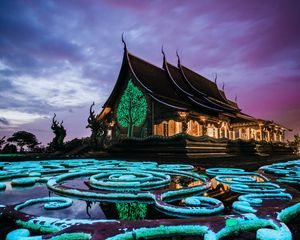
{"left": 49, "top": 113, "right": 66, "bottom": 151}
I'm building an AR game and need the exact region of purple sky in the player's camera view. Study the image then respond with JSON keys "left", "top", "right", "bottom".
{"left": 0, "top": 0, "right": 299, "bottom": 145}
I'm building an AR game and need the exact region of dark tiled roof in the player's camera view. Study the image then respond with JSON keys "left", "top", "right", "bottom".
{"left": 128, "top": 53, "right": 192, "bottom": 110}
{"left": 128, "top": 52, "right": 241, "bottom": 113}
{"left": 181, "top": 65, "right": 225, "bottom": 101}
{"left": 166, "top": 62, "right": 193, "bottom": 96}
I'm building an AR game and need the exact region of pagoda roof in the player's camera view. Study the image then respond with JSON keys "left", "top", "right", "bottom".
{"left": 99, "top": 45, "right": 288, "bottom": 131}
{"left": 101, "top": 46, "right": 252, "bottom": 119}
{"left": 127, "top": 48, "right": 242, "bottom": 113}
{"left": 128, "top": 52, "right": 191, "bottom": 110}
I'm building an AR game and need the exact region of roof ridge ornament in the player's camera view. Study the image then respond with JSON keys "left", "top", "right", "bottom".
{"left": 214, "top": 73, "right": 217, "bottom": 84}
{"left": 161, "top": 45, "right": 166, "bottom": 68}
{"left": 176, "top": 49, "right": 181, "bottom": 66}
{"left": 222, "top": 82, "right": 225, "bottom": 91}
{"left": 121, "top": 32, "right": 127, "bottom": 50}
{"left": 161, "top": 45, "right": 166, "bottom": 58}
{"left": 235, "top": 95, "right": 238, "bottom": 102}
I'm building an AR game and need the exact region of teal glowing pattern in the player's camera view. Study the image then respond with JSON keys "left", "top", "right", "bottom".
{"left": 116, "top": 202, "right": 147, "bottom": 220}
{"left": 116, "top": 80, "right": 147, "bottom": 137}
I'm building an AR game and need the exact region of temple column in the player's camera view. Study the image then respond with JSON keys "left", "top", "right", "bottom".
{"left": 247, "top": 127, "right": 250, "bottom": 140}
{"left": 201, "top": 121, "right": 207, "bottom": 136}
{"left": 279, "top": 133, "right": 282, "bottom": 142}
{"left": 267, "top": 131, "right": 270, "bottom": 142}
{"left": 239, "top": 128, "right": 242, "bottom": 139}
{"left": 182, "top": 121, "right": 187, "bottom": 134}
{"left": 259, "top": 127, "right": 262, "bottom": 141}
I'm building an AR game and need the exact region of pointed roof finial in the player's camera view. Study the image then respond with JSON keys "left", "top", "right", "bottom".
{"left": 121, "top": 32, "right": 127, "bottom": 50}
{"left": 176, "top": 49, "right": 181, "bottom": 66}
{"left": 161, "top": 45, "right": 166, "bottom": 67}
{"left": 161, "top": 45, "right": 165, "bottom": 57}
{"left": 222, "top": 82, "right": 225, "bottom": 91}
{"left": 214, "top": 73, "right": 217, "bottom": 84}
{"left": 235, "top": 95, "right": 238, "bottom": 102}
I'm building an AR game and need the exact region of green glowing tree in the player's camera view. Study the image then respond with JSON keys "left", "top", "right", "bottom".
{"left": 116, "top": 202, "right": 148, "bottom": 220}
{"left": 116, "top": 80, "right": 147, "bottom": 137}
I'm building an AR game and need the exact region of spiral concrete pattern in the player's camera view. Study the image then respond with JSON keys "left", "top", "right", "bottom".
{"left": 89, "top": 170, "right": 170, "bottom": 191}
{"left": 15, "top": 197, "right": 73, "bottom": 211}
{"left": 0, "top": 159, "right": 299, "bottom": 240}
{"left": 260, "top": 160, "right": 300, "bottom": 185}
{"left": 155, "top": 196, "right": 224, "bottom": 217}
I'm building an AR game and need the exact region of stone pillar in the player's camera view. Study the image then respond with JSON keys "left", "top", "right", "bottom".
{"left": 279, "top": 133, "right": 282, "bottom": 142}
{"left": 247, "top": 127, "right": 250, "bottom": 140}
{"left": 225, "top": 128, "right": 228, "bottom": 138}
{"left": 201, "top": 121, "right": 207, "bottom": 136}
{"left": 259, "top": 127, "right": 262, "bottom": 141}
{"left": 182, "top": 120, "right": 187, "bottom": 134}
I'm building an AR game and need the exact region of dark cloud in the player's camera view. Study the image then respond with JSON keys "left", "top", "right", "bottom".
{"left": 0, "top": 0, "right": 299, "bottom": 143}
{"left": 0, "top": 117, "right": 9, "bottom": 126}
{"left": 0, "top": 0, "right": 86, "bottom": 73}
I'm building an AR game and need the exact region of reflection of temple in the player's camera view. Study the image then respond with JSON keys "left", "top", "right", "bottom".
{"left": 99, "top": 43, "right": 289, "bottom": 143}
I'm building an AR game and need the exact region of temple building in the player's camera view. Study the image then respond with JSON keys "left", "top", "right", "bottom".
{"left": 98, "top": 43, "right": 288, "bottom": 143}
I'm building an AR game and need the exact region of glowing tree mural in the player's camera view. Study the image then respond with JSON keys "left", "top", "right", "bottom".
{"left": 116, "top": 80, "right": 147, "bottom": 137}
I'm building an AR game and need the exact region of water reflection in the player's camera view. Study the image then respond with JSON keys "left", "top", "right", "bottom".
{"left": 116, "top": 202, "right": 148, "bottom": 220}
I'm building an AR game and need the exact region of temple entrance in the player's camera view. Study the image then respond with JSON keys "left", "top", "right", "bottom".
{"left": 154, "top": 120, "right": 182, "bottom": 136}
{"left": 207, "top": 124, "right": 218, "bottom": 138}
{"left": 187, "top": 120, "right": 201, "bottom": 136}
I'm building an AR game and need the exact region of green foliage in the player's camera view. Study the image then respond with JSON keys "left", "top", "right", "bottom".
{"left": 64, "top": 138, "right": 84, "bottom": 152}
{"left": 116, "top": 202, "right": 148, "bottom": 220}
{"left": 1, "top": 143, "right": 18, "bottom": 153}
{"left": 7, "top": 131, "right": 39, "bottom": 152}
{"left": 0, "top": 136, "right": 5, "bottom": 150}
{"left": 116, "top": 80, "right": 147, "bottom": 137}
{"left": 287, "top": 134, "right": 300, "bottom": 154}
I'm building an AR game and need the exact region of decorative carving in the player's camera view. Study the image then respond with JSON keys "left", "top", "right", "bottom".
{"left": 49, "top": 113, "right": 66, "bottom": 151}
{"left": 86, "top": 102, "right": 109, "bottom": 149}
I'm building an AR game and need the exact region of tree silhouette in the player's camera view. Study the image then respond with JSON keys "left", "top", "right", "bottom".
{"left": 7, "top": 131, "right": 39, "bottom": 152}
{"left": 0, "top": 136, "right": 6, "bottom": 151}
{"left": 116, "top": 80, "right": 147, "bottom": 137}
